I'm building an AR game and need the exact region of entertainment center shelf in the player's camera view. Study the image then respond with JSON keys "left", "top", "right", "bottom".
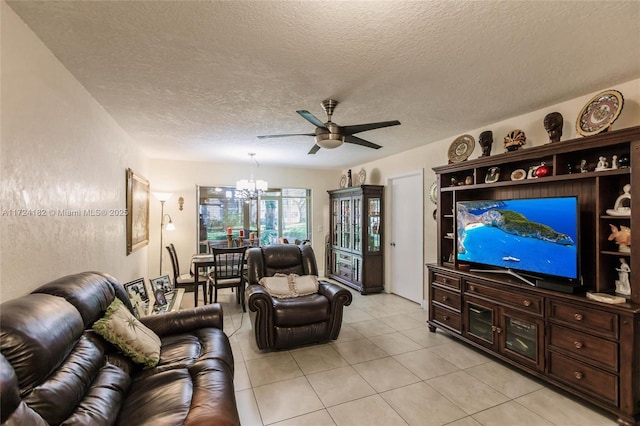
{"left": 428, "top": 125, "right": 639, "bottom": 425}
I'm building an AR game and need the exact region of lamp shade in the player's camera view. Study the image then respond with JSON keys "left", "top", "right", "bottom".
{"left": 153, "top": 192, "right": 172, "bottom": 202}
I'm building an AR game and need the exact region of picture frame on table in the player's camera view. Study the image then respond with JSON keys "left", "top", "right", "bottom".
{"left": 124, "top": 278, "right": 148, "bottom": 301}
{"left": 153, "top": 289, "right": 168, "bottom": 307}
{"left": 126, "top": 168, "right": 150, "bottom": 255}
{"left": 150, "top": 275, "right": 173, "bottom": 294}
{"left": 124, "top": 277, "right": 148, "bottom": 318}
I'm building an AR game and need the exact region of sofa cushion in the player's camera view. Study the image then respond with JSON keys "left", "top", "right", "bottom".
{"left": 273, "top": 294, "right": 329, "bottom": 326}
{"left": 93, "top": 299, "right": 161, "bottom": 368}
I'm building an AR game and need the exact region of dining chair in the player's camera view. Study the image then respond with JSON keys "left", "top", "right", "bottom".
{"left": 208, "top": 246, "right": 247, "bottom": 311}
{"left": 166, "top": 243, "right": 205, "bottom": 305}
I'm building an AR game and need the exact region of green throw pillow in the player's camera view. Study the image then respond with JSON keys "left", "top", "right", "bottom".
{"left": 93, "top": 298, "right": 161, "bottom": 368}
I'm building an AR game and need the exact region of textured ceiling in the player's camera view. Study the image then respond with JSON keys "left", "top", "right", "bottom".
{"left": 7, "top": 1, "right": 640, "bottom": 169}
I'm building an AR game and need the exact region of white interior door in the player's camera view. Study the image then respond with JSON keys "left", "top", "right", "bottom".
{"left": 388, "top": 170, "right": 424, "bottom": 304}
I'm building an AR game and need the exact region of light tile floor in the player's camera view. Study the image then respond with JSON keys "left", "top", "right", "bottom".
{"left": 181, "top": 283, "right": 618, "bottom": 426}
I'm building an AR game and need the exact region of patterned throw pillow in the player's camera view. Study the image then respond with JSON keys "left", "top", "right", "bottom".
{"left": 259, "top": 274, "right": 319, "bottom": 298}
{"left": 93, "top": 298, "right": 161, "bottom": 368}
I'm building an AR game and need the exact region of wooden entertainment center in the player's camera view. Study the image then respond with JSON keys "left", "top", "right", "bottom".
{"left": 428, "top": 126, "right": 639, "bottom": 424}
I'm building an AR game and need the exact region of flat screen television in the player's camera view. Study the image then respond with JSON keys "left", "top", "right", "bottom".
{"left": 456, "top": 196, "right": 579, "bottom": 285}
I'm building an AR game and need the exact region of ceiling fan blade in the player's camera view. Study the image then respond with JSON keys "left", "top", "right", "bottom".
{"left": 257, "top": 133, "right": 315, "bottom": 139}
{"left": 342, "top": 120, "right": 401, "bottom": 136}
{"left": 344, "top": 135, "right": 382, "bottom": 150}
{"left": 308, "top": 144, "right": 321, "bottom": 155}
{"left": 297, "top": 110, "right": 326, "bottom": 128}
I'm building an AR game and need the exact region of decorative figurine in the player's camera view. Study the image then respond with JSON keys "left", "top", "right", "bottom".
{"left": 485, "top": 167, "right": 500, "bottom": 183}
{"left": 609, "top": 224, "right": 631, "bottom": 253}
{"left": 615, "top": 258, "right": 631, "bottom": 296}
{"left": 504, "top": 129, "right": 526, "bottom": 152}
{"left": 618, "top": 153, "right": 630, "bottom": 168}
{"left": 580, "top": 159, "right": 588, "bottom": 173}
{"left": 595, "top": 156, "right": 610, "bottom": 171}
{"left": 611, "top": 155, "right": 619, "bottom": 169}
{"left": 527, "top": 166, "right": 539, "bottom": 179}
{"left": 543, "top": 112, "right": 563, "bottom": 143}
{"left": 606, "top": 184, "right": 631, "bottom": 216}
{"left": 347, "top": 169, "right": 352, "bottom": 187}
{"left": 465, "top": 176, "right": 473, "bottom": 185}
{"left": 450, "top": 177, "right": 457, "bottom": 187}
{"left": 479, "top": 131, "right": 493, "bottom": 157}
{"left": 535, "top": 162, "right": 551, "bottom": 178}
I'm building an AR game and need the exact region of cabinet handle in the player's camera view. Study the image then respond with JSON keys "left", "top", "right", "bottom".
{"left": 442, "top": 315, "right": 449, "bottom": 321}
{"left": 574, "top": 371, "right": 583, "bottom": 380}
{"left": 441, "top": 295, "right": 448, "bottom": 302}
{"left": 523, "top": 299, "right": 531, "bottom": 307}
{"left": 491, "top": 325, "right": 496, "bottom": 332}
{"left": 574, "top": 313, "right": 583, "bottom": 321}
{"left": 469, "top": 285, "right": 476, "bottom": 292}
{"left": 574, "top": 341, "right": 583, "bottom": 349}
{"left": 495, "top": 327, "right": 502, "bottom": 334}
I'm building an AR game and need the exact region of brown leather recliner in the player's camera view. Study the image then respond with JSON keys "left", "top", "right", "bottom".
{"left": 245, "top": 244, "right": 353, "bottom": 350}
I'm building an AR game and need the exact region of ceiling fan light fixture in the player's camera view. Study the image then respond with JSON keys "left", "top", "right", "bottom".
{"left": 315, "top": 133, "right": 344, "bottom": 149}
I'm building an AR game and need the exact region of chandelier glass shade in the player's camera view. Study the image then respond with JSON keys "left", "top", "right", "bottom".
{"left": 236, "top": 153, "right": 268, "bottom": 199}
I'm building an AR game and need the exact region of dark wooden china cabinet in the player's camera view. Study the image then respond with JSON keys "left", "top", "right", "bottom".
{"left": 327, "top": 185, "right": 384, "bottom": 294}
{"left": 428, "top": 126, "right": 640, "bottom": 425}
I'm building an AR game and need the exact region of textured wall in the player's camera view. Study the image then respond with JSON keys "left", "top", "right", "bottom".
{"left": 1, "top": 3, "right": 149, "bottom": 301}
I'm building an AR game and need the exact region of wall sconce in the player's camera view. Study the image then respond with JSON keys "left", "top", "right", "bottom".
{"left": 178, "top": 196, "right": 184, "bottom": 211}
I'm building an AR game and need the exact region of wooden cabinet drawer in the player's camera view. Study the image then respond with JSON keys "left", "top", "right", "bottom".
{"left": 465, "top": 281, "right": 542, "bottom": 316}
{"left": 549, "top": 301, "right": 618, "bottom": 339}
{"left": 432, "top": 305, "right": 461, "bottom": 333}
{"left": 432, "top": 272, "right": 461, "bottom": 291}
{"left": 549, "top": 325, "right": 618, "bottom": 371}
{"left": 548, "top": 352, "right": 618, "bottom": 405}
{"left": 432, "top": 286, "right": 461, "bottom": 311}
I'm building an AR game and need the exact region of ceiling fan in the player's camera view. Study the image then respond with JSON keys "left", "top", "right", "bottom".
{"left": 257, "top": 99, "right": 401, "bottom": 155}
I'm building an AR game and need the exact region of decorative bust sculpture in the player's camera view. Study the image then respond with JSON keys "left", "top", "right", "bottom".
{"left": 478, "top": 131, "right": 493, "bottom": 157}
{"left": 543, "top": 112, "right": 563, "bottom": 143}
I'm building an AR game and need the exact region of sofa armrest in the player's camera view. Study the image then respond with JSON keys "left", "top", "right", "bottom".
{"left": 140, "top": 304, "right": 224, "bottom": 337}
{"left": 318, "top": 281, "right": 353, "bottom": 340}
{"left": 245, "top": 284, "right": 275, "bottom": 350}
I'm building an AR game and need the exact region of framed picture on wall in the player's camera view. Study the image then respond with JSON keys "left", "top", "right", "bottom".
{"left": 126, "top": 168, "right": 150, "bottom": 255}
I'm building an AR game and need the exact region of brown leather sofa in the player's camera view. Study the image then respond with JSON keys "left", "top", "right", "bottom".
{"left": 0, "top": 272, "right": 240, "bottom": 426}
{"left": 245, "top": 244, "right": 352, "bottom": 350}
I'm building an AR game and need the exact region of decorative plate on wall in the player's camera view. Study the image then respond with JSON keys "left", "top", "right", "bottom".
{"left": 428, "top": 181, "right": 438, "bottom": 204}
{"left": 448, "top": 135, "right": 475, "bottom": 163}
{"left": 576, "top": 90, "right": 624, "bottom": 136}
{"left": 358, "top": 169, "right": 366, "bottom": 185}
{"left": 339, "top": 175, "right": 347, "bottom": 188}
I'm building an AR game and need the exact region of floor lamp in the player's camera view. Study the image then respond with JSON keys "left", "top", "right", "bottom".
{"left": 153, "top": 192, "right": 175, "bottom": 275}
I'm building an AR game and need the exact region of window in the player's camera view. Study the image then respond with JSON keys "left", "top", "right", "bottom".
{"left": 197, "top": 186, "right": 310, "bottom": 252}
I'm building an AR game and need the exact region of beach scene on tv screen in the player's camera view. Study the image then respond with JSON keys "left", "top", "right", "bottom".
{"left": 457, "top": 197, "right": 578, "bottom": 279}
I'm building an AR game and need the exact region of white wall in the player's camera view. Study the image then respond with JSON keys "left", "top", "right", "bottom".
{"left": 350, "top": 78, "right": 640, "bottom": 298}
{"left": 147, "top": 159, "right": 338, "bottom": 279}
{"left": 0, "top": 2, "right": 149, "bottom": 301}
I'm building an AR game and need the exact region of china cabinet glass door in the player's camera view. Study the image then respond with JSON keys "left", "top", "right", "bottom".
{"left": 353, "top": 195, "right": 362, "bottom": 253}
{"left": 368, "top": 198, "right": 381, "bottom": 252}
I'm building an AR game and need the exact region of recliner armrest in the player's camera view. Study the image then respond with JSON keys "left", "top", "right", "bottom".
{"left": 245, "top": 284, "right": 275, "bottom": 350}
{"left": 140, "top": 304, "right": 224, "bottom": 337}
{"left": 318, "top": 281, "right": 353, "bottom": 340}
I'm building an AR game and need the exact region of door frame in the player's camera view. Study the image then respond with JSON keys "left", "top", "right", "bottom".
{"left": 386, "top": 169, "right": 425, "bottom": 305}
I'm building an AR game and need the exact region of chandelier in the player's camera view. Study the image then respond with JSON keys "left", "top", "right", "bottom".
{"left": 236, "top": 153, "right": 268, "bottom": 200}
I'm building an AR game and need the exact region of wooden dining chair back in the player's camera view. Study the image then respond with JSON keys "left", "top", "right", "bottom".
{"left": 209, "top": 246, "right": 248, "bottom": 310}
{"left": 166, "top": 243, "right": 204, "bottom": 305}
